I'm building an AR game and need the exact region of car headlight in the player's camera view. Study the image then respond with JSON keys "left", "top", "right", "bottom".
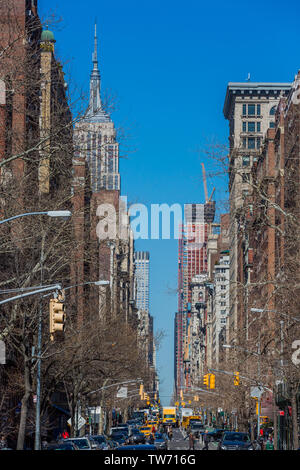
{"left": 221, "top": 445, "right": 227, "bottom": 450}
{"left": 248, "top": 445, "right": 254, "bottom": 450}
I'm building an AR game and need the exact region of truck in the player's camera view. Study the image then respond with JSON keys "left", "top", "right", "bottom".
{"left": 179, "top": 408, "right": 194, "bottom": 428}
{"left": 162, "top": 407, "right": 177, "bottom": 427}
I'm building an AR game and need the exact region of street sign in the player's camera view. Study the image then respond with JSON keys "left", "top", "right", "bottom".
{"left": 116, "top": 386, "right": 128, "bottom": 398}
{"left": 68, "top": 415, "right": 86, "bottom": 430}
{"left": 251, "top": 386, "right": 264, "bottom": 399}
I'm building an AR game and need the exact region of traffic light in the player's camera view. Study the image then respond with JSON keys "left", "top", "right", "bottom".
{"left": 49, "top": 295, "right": 65, "bottom": 341}
{"left": 203, "top": 374, "right": 209, "bottom": 388}
{"left": 234, "top": 372, "right": 240, "bottom": 386}
{"left": 210, "top": 374, "right": 216, "bottom": 389}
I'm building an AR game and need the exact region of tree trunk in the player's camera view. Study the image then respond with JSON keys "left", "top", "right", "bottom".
{"left": 17, "top": 357, "right": 31, "bottom": 450}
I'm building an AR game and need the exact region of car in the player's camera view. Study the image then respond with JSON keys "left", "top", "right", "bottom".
{"left": 139, "top": 425, "right": 153, "bottom": 437}
{"left": 88, "top": 435, "right": 109, "bottom": 450}
{"left": 189, "top": 422, "right": 205, "bottom": 438}
{"left": 110, "top": 433, "right": 127, "bottom": 447}
{"left": 116, "top": 444, "right": 157, "bottom": 451}
{"left": 129, "top": 430, "right": 146, "bottom": 444}
{"left": 64, "top": 437, "right": 93, "bottom": 450}
{"left": 152, "top": 432, "right": 168, "bottom": 450}
{"left": 110, "top": 426, "right": 129, "bottom": 437}
{"left": 47, "top": 442, "right": 78, "bottom": 451}
{"left": 205, "top": 428, "right": 224, "bottom": 442}
{"left": 218, "top": 432, "right": 255, "bottom": 450}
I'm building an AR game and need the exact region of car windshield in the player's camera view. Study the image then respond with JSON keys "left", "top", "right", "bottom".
{"left": 92, "top": 436, "right": 106, "bottom": 443}
{"left": 224, "top": 433, "right": 250, "bottom": 442}
{"left": 191, "top": 423, "right": 203, "bottom": 428}
{"left": 67, "top": 439, "right": 89, "bottom": 449}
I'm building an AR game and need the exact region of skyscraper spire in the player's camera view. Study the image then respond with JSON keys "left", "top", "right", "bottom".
{"left": 85, "top": 23, "right": 110, "bottom": 122}
{"left": 93, "top": 23, "right": 98, "bottom": 69}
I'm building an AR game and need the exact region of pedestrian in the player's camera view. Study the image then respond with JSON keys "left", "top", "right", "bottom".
{"left": 188, "top": 432, "right": 195, "bottom": 451}
{"left": 203, "top": 430, "right": 209, "bottom": 450}
{"left": 168, "top": 427, "right": 173, "bottom": 441}
{"left": 152, "top": 425, "right": 156, "bottom": 434}
{"left": 62, "top": 429, "right": 69, "bottom": 439}
{"left": 265, "top": 435, "right": 274, "bottom": 450}
{"left": 0, "top": 435, "right": 7, "bottom": 449}
{"left": 149, "top": 433, "right": 155, "bottom": 444}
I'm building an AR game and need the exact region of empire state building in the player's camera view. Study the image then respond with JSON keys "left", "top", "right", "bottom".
{"left": 74, "top": 24, "right": 120, "bottom": 193}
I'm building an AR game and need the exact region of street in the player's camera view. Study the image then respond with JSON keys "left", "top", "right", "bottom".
{"left": 168, "top": 428, "right": 217, "bottom": 451}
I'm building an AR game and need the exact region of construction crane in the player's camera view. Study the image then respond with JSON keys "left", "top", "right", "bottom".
{"left": 201, "top": 163, "right": 215, "bottom": 203}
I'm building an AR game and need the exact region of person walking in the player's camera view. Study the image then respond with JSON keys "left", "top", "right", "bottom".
{"left": 0, "top": 435, "right": 7, "bottom": 449}
{"left": 188, "top": 432, "right": 195, "bottom": 451}
{"left": 265, "top": 434, "right": 274, "bottom": 450}
{"left": 203, "top": 430, "right": 210, "bottom": 451}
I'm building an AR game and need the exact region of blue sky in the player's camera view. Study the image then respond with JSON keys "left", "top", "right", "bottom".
{"left": 39, "top": 0, "right": 300, "bottom": 405}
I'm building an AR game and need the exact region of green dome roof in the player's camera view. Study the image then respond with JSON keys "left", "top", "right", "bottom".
{"left": 41, "top": 28, "right": 55, "bottom": 42}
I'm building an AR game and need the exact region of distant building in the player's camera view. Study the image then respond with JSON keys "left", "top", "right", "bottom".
{"left": 134, "top": 251, "right": 150, "bottom": 313}
{"left": 175, "top": 203, "right": 215, "bottom": 393}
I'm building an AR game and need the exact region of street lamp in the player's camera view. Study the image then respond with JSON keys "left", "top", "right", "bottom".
{"left": 0, "top": 210, "right": 71, "bottom": 225}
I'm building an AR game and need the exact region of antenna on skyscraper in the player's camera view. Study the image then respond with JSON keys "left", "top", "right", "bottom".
{"left": 247, "top": 73, "right": 251, "bottom": 82}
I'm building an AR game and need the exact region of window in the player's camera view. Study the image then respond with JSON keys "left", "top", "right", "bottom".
{"left": 243, "top": 138, "right": 247, "bottom": 149}
{"left": 270, "top": 106, "right": 276, "bottom": 115}
{"left": 269, "top": 121, "right": 275, "bottom": 128}
{"left": 248, "top": 104, "right": 256, "bottom": 116}
{"left": 248, "top": 122, "right": 255, "bottom": 132}
{"left": 243, "top": 122, "right": 247, "bottom": 132}
{"left": 243, "top": 104, "right": 247, "bottom": 116}
{"left": 242, "top": 155, "right": 250, "bottom": 166}
{"left": 257, "top": 137, "right": 261, "bottom": 149}
{"left": 248, "top": 137, "right": 255, "bottom": 149}
{"left": 257, "top": 104, "right": 261, "bottom": 115}
{"left": 257, "top": 122, "right": 261, "bottom": 132}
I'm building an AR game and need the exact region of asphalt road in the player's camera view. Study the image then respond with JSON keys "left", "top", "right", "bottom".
{"left": 168, "top": 428, "right": 218, "bottom": 451}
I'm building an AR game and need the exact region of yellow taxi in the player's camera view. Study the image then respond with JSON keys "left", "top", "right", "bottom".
{"left": 147, "top": 420, "right": 158, "bottom": 431}
{"left": 139, "top": 425, "right": 153, "bottom": 437}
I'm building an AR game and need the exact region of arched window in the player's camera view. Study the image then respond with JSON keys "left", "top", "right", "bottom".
{"left": 270, "top": 106, "right": 276, "bottom": 116}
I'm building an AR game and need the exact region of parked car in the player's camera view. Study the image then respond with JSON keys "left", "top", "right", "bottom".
{"left": 218, "top": 432, "right": 255, "bottom": 450}
{"left": 64, "top": 437, "right": 93, "bottom": 450}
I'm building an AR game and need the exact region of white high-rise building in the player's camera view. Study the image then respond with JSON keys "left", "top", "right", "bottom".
{"left": 74, "top": 24, "right": 120, "bottom": 193}
{"left": 134, "top": 251, "right": 150, "bottom": 313}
